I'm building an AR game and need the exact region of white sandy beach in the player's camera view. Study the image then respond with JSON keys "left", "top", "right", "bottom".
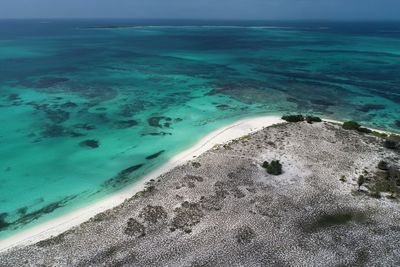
{"left": 0, "top": 115, "right": 284, "bottom": 252}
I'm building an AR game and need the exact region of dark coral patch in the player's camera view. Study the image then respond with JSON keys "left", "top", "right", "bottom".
{"left": 79, "top": 139, "right": 100, "bottom": 148}
{"left": 146, "top": 150, "right": 165, "bottom": 160}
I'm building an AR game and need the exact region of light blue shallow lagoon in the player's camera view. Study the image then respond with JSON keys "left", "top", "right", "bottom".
{"left": 0, "top": 20, "right": 399, "bottom": 239}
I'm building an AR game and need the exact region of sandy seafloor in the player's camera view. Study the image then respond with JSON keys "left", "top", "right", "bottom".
{"left": 1, "top": 120, "right": 400, "bottom": 266}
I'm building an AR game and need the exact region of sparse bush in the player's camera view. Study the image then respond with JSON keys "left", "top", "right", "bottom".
{"left": 357, "top": 175, "right": 365, "bottom": 191}
{"left": 262, "top": 161, "right": 269, "bottom": 168}
{"left": 384, "top": 140, "right": 397, "bottom": 149}
{"left": 266, "top": 160, "right": 283, "bottom": 175}
{"left": 342, "top": 121, "right": 361, "bottom": 130}
{"left": 377, "top": 161, "right": 389, "bottom": 171}
{"left": 388, "top": 179, "right": 399, "bottom": 198}
{"left": 371, "top": 131, "right": 387, "bottom": 138}
{"left": 340, "top": 175, "right": 347, "bottom": 182}
{"left": 235, "top": 226, "right": 256, "bottom": 244}
{"left": 125, "top": 218, "right": 145, "bottom": 237}
{"left": 369, "top": 190, "right": 381, "bottom": 199}
{"left": 388, "top": 134, "right": 400, "bottom": 143}
{"left": 357, "top": 127, "right": 372, "bottom": 134}
{"left": 139, "top": 205, "right": 167, "bottom": 224}
{"left": 282, "top": 115, "right": 304, "bottom": 123}
{"left": 306, "top": 116, "right": 322, "bottom": 123}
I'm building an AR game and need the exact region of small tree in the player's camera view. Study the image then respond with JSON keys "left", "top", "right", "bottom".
{"left": 357, "top": 175, "right": 365, "bottom": 191}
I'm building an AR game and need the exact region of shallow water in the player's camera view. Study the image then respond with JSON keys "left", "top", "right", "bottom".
{"left": 0, "top": 20, "right": 399, "bottom": 239}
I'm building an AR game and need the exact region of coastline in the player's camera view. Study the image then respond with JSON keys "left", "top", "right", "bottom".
{"left": 0, "top": 115, "right": 284, "bottom": 252}
{"left": 1, "top": 115, "right": 398, "bottom": 252}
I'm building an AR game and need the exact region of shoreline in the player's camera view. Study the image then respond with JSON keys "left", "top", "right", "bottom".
{"left": 0, "top": 115, "right": 284, "bottom": 252}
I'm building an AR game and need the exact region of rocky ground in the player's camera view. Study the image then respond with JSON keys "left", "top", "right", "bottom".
{"left": 1, "top": 121, "right": 400, "bottom": 267}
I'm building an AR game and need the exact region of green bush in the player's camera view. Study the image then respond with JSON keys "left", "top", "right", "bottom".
{"left": 282, "top": 115, "right": 304, "bottom": 123}
{"left": 262, "top": 161, "right": 269, "bottom": 169}
{"left": 306, "top": 116, "right": 322, "bottom": 123}
{"left": 357, "top": 127, "right": 372, "bottom": 134}
{"left": 266, "top": 160, "right": 283, "bottom": 175}
{"left": 342, "top": 121, "right": 361, "bottom": 130}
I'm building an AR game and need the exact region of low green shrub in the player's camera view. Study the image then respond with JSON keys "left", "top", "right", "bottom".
{"left": 282, "top": 115, "right": 304, "bottom": 123}
{"left": 306, "top": 116, "right": 322, "bottom": 123}
{"left": 342, "top": 121, "right": 361, "bottom": 130}
{"left": 357, "top": 127, "right": 372, "bottom": 134}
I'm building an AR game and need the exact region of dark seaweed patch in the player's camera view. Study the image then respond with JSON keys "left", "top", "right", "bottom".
{"left": 79, "top": 139, "right": 100, "bottom": 149}
{"left": 357, "top": 104, "right": 385, "bottom": 113}
{"left": 60, "top": 102, "right": 78, "bottom": 108}
{"left": 141, "top": 132, "right": 172, "bottom": 136}
{"left": 310, "top": 99, "right": 335, "bottom": 106}
{"left": 74, "top": 123, "right": 96, "bottom": 131}
{"left": 9, "top": 195, "right": 77, "bottom": 229}
{"left": 7, "top": 93, "right": 20, "bottom": 101}
{"left": 17, "top": 207, "right": 28, "bottom": 216}
{"left": 216, "top": 104, "right": 231, "bottom": 110}
{"left": 0, "top": 213, "right": 10, "bottom": 231}
{"left": 41, "top": 124, "right": 66, "bottom": 138}
{"left": 146, "top": 150, "right": 165, "bottom": 160}
{"left": 103, "top": 164, "right": 144, "bottom": 189}
{"left": 115, "top": 120, "right": 139, "bottom": 129}
{"left": 35, "top": 77, "right": 69, "bottom": 88}
{"left": 147, "top": 116, "right": 172, "bottom": 128}
{"left": 41, "top": 124, "right": 85, "bottom": 139}
{"left": 119, "top": 164, "right": 144, "bottom": 177}
{"left": 119, "top": 102, "right": 150, "bottom": 117}
{"left": 302, "top": 49, "right": 400, "bottom": 58}
{"left": 45, "top": 109, "right": 70, "bottom": 124}
{"left": 395, "top": 120, "right": 400, "bottom": 128}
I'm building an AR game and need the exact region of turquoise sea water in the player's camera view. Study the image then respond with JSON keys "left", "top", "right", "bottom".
{"left": 0, "top": 20, "right": 399, "bottom": 239}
